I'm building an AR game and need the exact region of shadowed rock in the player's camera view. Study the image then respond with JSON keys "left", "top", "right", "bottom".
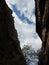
{"left": 35, "top": 0, "right": 49, "bottom": 65}
{"left": 0, "top": 0, "right": 27, "bottom": 65}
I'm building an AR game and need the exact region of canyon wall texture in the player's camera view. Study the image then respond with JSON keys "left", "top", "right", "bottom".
{"left": 0, "top": 0, "right": 27, "bottom": 65}
{"left": 35, "top": 0, "right": 49, "bottom": 65}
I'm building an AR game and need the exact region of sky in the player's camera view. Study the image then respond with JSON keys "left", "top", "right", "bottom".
{"left": 5, "top": 0, "right": 42, "bottom": 51}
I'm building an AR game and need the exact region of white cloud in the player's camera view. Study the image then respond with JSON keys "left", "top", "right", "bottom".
{"left": 6, "top": 0, "right": 35, "bottom": 23}
{"left": 6, "top": 0, "right": 42, "bottom": 51}
{"left": 12, "top": 12, "right": 42, "bottom": 51}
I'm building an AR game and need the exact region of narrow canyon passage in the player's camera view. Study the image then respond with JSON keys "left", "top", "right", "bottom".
{"left": 6, "top": 0, "right": 42, "bottom": 65}
{"left": 6, "top": 0, "right": 42, "bottom": 51}
{"left": 5, "top": 0, "right": 49, "bottom": 65}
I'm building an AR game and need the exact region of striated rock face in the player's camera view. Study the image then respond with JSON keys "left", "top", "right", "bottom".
{"left": 35, "top": 0, "right": 49, "bottom": 65}
{"left": 0, "top": 0, "right": 27, "bottom": 65}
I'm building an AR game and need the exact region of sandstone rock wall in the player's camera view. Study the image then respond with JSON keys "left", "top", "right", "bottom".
{"left": 35, "top": 0, "right": 49, "bottom": 65}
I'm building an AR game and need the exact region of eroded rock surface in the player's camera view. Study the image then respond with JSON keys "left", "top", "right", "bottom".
{"left": 35, "top": 0, "right": 49, "bottom": 65}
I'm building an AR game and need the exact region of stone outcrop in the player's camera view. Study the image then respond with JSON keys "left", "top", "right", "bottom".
{"left": 0, "top": 0, "right": 27, "bottom": 65}
{"left": 35, "top": 0, "right": 49, "bottom": 65}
